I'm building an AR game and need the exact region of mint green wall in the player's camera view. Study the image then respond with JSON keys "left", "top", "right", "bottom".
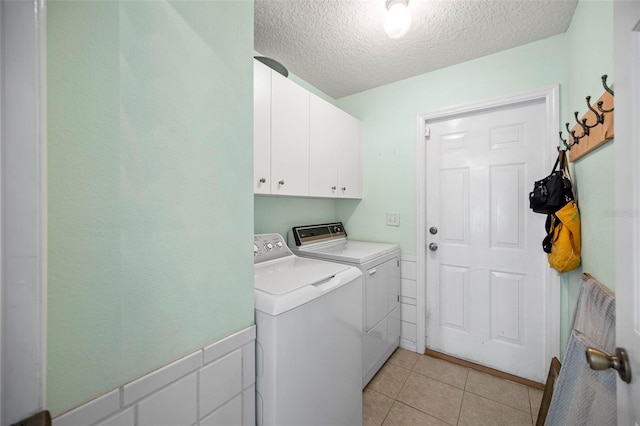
{"left": 47, "top": 1, "right": 254, "bottom": 416}
{"left": 254, "top": 196, "right": 338, "bottom": 238}
{"left": 334, "top": 35, "right": 568, "bottom": 251}
{"left": 559, "top": 0, "right": 614, "bottom": 357}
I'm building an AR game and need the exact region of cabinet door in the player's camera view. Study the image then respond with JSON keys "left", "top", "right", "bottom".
{"left": 270, "top": 71, "right": 310, "bottom": 196}
{"left": 337, "top": 110, "right": 362, "bottom": 199}
{"left": 309, "top": 94, "right": 338, "bottom": 197}
{"left": 253, "top": 60, "right": 271, "bottom": 194}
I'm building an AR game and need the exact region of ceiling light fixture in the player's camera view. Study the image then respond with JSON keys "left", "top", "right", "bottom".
{"left": 383, "top": 0, "right": 412, "bottom": 39}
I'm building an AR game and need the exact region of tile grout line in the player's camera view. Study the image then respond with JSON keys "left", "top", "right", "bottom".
{"left": 455, "top": 370, "right": 470, "bottom": 426}
{"left": 528, "top": 388, "right": 536, "bottom": 425}
{"left": 456, "top": 367, "right": 470, "bottom": 425}
{"left": 383, "top": 356, "right": 417, "bottom": 425}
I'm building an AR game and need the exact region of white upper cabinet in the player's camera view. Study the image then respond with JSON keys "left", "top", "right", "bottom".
{"left": 253, "top": 60, "right": 271, "bottom": 195}
{"left": 337, "top": 109, "right": 362, "bottom": 199}
{"left": 253, "top": 59, "right": 361, "bottom": 199}
{"left": 309, "top": 94, "right": 339, "bottom": 197}
{"left": 270, "top": 69, "right": 310, "bottom": 196}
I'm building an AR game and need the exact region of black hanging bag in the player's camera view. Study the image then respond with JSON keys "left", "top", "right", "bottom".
{"left": 529, "top": 151, "right": 574, "bottom": 215}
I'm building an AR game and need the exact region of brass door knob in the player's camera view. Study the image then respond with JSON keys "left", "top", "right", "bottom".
{"left": 586, "top": 346, "right": 632, "bottom": 383}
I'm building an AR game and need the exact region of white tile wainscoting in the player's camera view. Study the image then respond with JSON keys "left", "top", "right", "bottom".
{"left": 53, "top": 326, "right": 256, "bottom": 426}
{"left": 399, "top": 255, "right": 418, "bottom": 352}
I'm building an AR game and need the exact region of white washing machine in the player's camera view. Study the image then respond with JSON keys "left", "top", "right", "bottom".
{"left": 288, "top": 223, "right": 401, "bottom": 387}
{"left": 253, "top": 233, "right": 363, "bottom": 426}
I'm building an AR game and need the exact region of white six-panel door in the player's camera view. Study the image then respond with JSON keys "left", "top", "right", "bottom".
{"left": 425, "top": 100, "right": 549, "bottom": 382}
{"left": 614, "top": 1, "right": 640, "bottom": 422}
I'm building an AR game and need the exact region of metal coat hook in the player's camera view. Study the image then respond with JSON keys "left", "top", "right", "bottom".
{"left": 558, "top": 131, "right": 570, "bottom": 151}
{"left": 597, "top": 100, "right": 614, "bottom": 114}
{"left": 574, "top": 110, "right": 592, "bottom": 136}
{"left": 602, "top": 74, "right": 614, "bottom": 96}
{"left": 584, "top": 96, "right": 605, "bottom": 128}
{"left": 597, "top": 75, "right": 614, "bottom": 114}
{"left": 565, "top": 122, "right": 583, "bottom": 147}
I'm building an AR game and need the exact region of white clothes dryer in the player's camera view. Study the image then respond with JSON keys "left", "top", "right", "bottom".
{"left": 253, "top": 233, "right": 363, "bottom": 426}
{"left": 288, "top": 223, "right": 401, "bottom": 387}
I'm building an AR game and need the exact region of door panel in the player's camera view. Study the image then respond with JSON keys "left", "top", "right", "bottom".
{"left": 426, "top": 100, "right": 547, "bottom": 382}
{"left": 441, "top": 168, "right": 469, "bottom": 244}
{"left": 490, "top": 165, "right": 524, "bottom": 248}
{"left": 440, "top": 265, "right": 467, "bottom": 331}
{"left": 490, "top": 271, "right": 524, "bottom": 343}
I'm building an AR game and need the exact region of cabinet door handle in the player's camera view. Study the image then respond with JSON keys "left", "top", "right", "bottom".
{"left": 259, "top": 178, "right": 266, "bottom": 183}
{"left": 368, "top": 268, "right": 377, "bottom": 276}
{"left": 331, "top": 186, "right": 337, "bottom": 190}
{"left": 278, "top": 180, "right": 285, "bottom": 185}
{"left": 342, "top": 187, "right": 347, "bottom": 191}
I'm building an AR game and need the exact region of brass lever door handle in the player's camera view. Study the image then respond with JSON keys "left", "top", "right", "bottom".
{"left": 586, "top": 346, "right": 632, "bottom": 383}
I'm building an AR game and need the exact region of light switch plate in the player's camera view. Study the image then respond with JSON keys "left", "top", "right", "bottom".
{"left": 386, "top": 212, "right": 400, "bottom": 227}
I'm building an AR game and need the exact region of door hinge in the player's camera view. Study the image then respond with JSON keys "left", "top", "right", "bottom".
{"left": 425, "top": 126, "right": 430, "bottom": 137}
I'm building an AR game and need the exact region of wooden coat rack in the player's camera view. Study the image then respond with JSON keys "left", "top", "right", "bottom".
{"left": 560, "top": 75, "right": 615, "bottom": 162}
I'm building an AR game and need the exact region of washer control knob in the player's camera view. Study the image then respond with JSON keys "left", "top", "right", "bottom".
{"left": 333, "top": 226, "right": 342, "bottom": 233}
{"left": 275, "top": 241, "right": 283, "bottom": 249}
{"left": 264, "top": 242, "right": 274, "bottom": 251}
{"left": 253, "top": 244, "right": 259, "bottom": 256}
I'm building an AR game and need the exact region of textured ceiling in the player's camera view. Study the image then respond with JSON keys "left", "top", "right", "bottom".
{"left": 255, "top": 0, "right": 578, "bottom": 98}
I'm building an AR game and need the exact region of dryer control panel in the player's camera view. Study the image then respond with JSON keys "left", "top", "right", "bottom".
{"left": 254, "top": 233, "right": 292, "bottom": 264}
{"left": 290, "top": 222, "right": 348, "bottom": 246}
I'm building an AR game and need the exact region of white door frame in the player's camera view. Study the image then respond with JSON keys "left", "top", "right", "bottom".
{"left": 1, "top": 0, "right": 48, "bottom": 424}
{"left": 415, "top": 86, "right": 561, "bottom": 369}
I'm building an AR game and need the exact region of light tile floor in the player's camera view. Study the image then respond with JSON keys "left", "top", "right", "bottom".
{"left": 364, "top": 348, "right": 544, "bottom": 426}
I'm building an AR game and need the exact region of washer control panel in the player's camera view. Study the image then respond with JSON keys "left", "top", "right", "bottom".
{"left": 254, "top": 234, "right": 292, "bottom": 263}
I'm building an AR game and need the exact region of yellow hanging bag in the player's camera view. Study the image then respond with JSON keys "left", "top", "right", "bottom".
{"left": 547, "top": 202, "right": 581, "bottom": 273}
